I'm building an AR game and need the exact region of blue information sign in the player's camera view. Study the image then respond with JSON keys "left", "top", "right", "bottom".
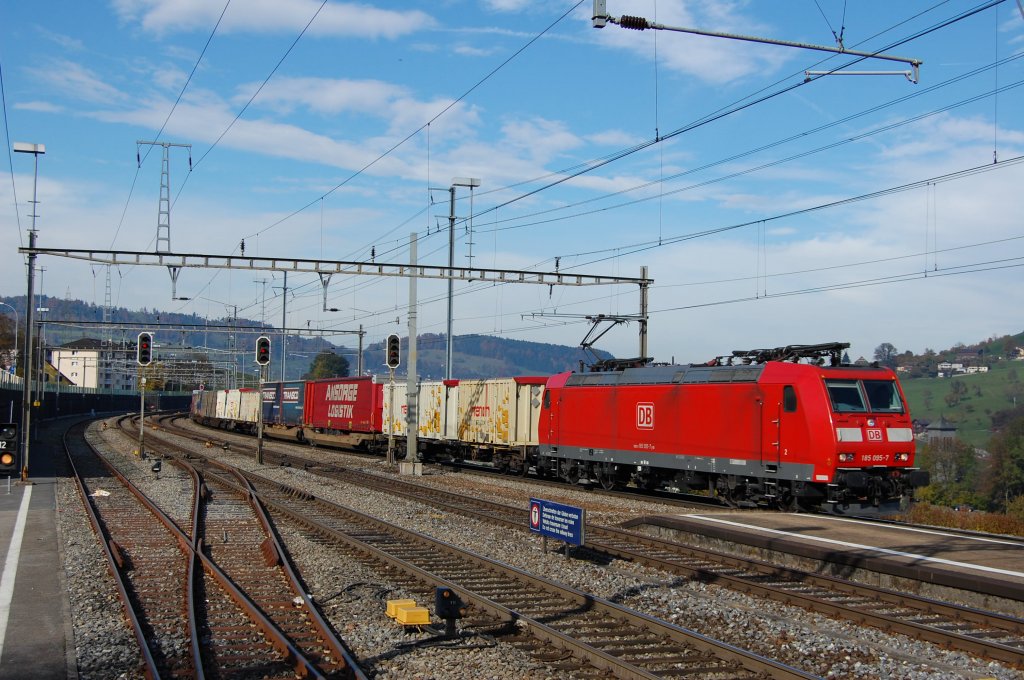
{"left": 528, "top": 497, "right": 585, "bottom": 546}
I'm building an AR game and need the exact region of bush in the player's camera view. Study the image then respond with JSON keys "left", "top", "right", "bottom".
{"left": 1008, "top": 495, "right": 1024, "bottom": 522}
{"left": 904, "top": 502, "right": 1024, "bottom": 537}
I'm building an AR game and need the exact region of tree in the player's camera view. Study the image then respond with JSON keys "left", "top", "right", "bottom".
{"left": 303, "top": 350, "right": 350, "bottom": 380}
{"left": 873, "top": 342, "right": 898, "bottom": 368}
{"left": 915, "top": 438, "right": 984, "bottom": 508}
{"left": 983, "top": 415, "right": 1024, "bottom": 511}
{"left": 0, "top": 315, "right": 16, "bottom": 372}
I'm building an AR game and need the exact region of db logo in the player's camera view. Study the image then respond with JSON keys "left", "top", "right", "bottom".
{"left": 867, "top": 429, "right": 883, "bottom": 441}
{"left": 530, "top": 502, "right": 541, "bottom": 529}
{"left": 636, "top": 402, "right": 654, "bottom": 430}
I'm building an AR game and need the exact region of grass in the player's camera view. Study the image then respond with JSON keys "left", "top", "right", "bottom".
{"left": 899, "top": 362, "right": 1022, "bottom": 448}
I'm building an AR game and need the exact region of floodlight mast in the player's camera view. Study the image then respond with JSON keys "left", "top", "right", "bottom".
{"left": 592, "top": 0, "right": 922, "bottom": 83}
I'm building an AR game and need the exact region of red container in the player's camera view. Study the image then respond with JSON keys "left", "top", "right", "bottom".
{"left": 303, "top": 376, "right": 383, "bottom": 434}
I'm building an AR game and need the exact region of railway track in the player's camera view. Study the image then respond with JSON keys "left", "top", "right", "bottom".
{"left": 68, "top": 417, "right": 364, "bottom": 678}
{"left": 163, "top": 414, "right": 1024, "bottom": 668}
{"left": 180, "top": 453, "right": 815, "bottom": 678}
{"left": 137, "top": 414, "right": 818, "bottom": 677}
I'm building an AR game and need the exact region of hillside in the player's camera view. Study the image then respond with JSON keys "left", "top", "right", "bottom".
{"left": 370, "top": 333, "right": 609, "bottom": 379}
{"left": 896, "top": 331, "right": 1024, "bottom": 448}
{"left": 0, "top": 296, "right": 609, "bottom": 382}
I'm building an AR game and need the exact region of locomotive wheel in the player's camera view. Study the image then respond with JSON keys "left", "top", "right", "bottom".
{"left": 560, "top": 461, "right": 582, "bottom": 485}
{"left": 596, "top": 464, "right": 616, "bottom": 490}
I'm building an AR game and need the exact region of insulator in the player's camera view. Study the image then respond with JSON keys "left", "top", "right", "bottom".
{"left": 620, "top": 15, "right": 649, "bottom": 30}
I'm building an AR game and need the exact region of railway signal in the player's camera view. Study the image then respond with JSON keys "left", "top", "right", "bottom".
{"left": 0, "top": 423, "right": 18, "bottom": 474}
{"left": 255, "top": 335, "right": 271, "bottom": 366}
{"left": 386, "top": 334, "right": 401, "bottom": 369}
{"left": 137, "top": 332, "right": 153, "bottom": 366}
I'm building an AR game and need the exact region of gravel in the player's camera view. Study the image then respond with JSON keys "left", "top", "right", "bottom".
{"left": 55, "top": 418, "right": 1024, "bottom": 680}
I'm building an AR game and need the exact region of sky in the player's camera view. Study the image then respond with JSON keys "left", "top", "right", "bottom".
{"left": 1, "top": 0, "right": 1023, "bottom": 370}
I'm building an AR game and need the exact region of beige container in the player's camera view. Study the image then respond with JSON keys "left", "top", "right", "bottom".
{"left": 382, "top": 382, "right": 408, "bottom": 437}
{"left": 456, "top": 378, "right": 544, "bottom": 447}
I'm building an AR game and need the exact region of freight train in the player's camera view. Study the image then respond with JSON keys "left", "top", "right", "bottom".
{"left": 190, "top": 342, "right": 928, "bottom": 513}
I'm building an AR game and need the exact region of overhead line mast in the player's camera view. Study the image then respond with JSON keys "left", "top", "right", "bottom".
{"left": 137, "top": 140, "right": 192, "bottom": 253}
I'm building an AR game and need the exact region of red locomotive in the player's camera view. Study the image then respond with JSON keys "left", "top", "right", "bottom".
{"left": 536, "top": 343, "right": 927, "bottom": 512}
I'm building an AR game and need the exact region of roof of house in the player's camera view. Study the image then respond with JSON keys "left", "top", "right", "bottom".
{"left": 58, "top": 338, "right": 104, "bottom": 350}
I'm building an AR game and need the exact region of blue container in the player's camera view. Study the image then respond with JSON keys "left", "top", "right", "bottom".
{"left": 277, "top": 380, "right": 306, "bottom": 426}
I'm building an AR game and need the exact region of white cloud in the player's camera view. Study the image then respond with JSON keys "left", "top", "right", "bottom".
{"left": 14, "top": 101, "right": 64, "bottom": 113}
{"left": 453, "top": 44, "right": 501, "bottom": 58}
{"left": 241, "top": 77, "right": 412, "bottom": 116}
{"left": 25, "top": 59, "right": 129, "bottom": 105}
{"left": 587, "top": 0, "right": 792, "bottom": 84}
{"left": 112, "top": 0, "right": 436, "bottom": 38}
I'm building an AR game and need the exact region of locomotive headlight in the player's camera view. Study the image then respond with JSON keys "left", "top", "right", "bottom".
{"left": 867, "top": 418, "right": 876, "bottom": 427}
{"left": 838, "top": 453, "right": 855, "bottom": 462}
{"left": 895, "top": 452, "right": 909, "bottom": 462}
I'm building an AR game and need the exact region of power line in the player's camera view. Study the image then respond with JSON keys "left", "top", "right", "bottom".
{"left": 473, "top": 53, "right": 1024, "bottom": 237}
{"left": 237, "top": 1, "right": 587, "bottom": 245}
{"left": 173, "top": 0, "right": 329, "bottom": 204}
{"left": 0, "top": 59, "right": 23, "bottom": 245}
{"left": 110, "top": 0, "right": 231, "bottom": 251}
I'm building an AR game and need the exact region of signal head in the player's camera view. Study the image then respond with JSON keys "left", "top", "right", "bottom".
{"left": 137, "top": 332, "right": 153, "bottom": 366}
{"left": 256, "top": 335, "right": 272, "bottom": 366}
{"left": 0, "top": 423, "right": 17, "bottom": 473}
{"left": 385, "top": 334, "right": 401, "bottom": 369}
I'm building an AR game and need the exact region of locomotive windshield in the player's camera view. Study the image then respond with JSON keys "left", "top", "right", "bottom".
{"left": 826, "top": 379, "right": 904, "bottom": 414}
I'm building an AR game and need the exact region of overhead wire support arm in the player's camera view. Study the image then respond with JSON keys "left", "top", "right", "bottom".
{"left": 19, "top": 248, "right": 653, "bottom": 289}
{"left": 592, "top": 1, "right": 922, "bottom": 83}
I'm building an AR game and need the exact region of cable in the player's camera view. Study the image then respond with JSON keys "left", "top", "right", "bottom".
{"left": 237, "top": 1, "right": 587, "bottom": 246}
{"left": 173, "top": 0, "right": 329, "bottom": 204}
{"left": 476, "top": 53, "right": 1023, "bottom": 236}
{"left": 110, "top": 1, "right": 231, "bottom": 251}
{"left": 653, "top": 258, "right": 1024, "bottom": 314}
{"left": 0, "top": 60, "right": 23, "bottom": 245}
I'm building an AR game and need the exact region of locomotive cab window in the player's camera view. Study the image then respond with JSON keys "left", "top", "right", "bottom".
{"left": 826, "top": 380, "right": 866, "bottom": 412}
{"left": 825, "top": 379, "right": 905, "bottom": 414}
{"left": 783, "top": 385, "right": 797, "bottom": 412}
{"left": 863, "top": 380, "right": 904, "bottom": 413}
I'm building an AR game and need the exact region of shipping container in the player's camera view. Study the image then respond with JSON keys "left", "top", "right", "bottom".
{"left": 303, "top": 376, "right": 383, "bottom": 449}
{"left": 455, "top": 377, "right": 546, "bottom": 448}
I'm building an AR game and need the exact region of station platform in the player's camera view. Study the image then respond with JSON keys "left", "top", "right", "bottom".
{"left": 0, "top": 435, "right": 75, "bottom": 679}
{"left": 625, "top": 511, "right": 1024, "bottom": 608}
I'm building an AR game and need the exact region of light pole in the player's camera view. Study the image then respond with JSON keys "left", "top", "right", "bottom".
{"left": 13, "top": 142, "right": 44, "bottom": 482}
{"left": 0, "top": 302, "right": 19, "bottom": 376}
{"left": 446, "top": 177, "right": 480, "bottom": 380}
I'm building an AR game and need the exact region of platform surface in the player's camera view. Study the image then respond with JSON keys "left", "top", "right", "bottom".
{"left": 0, "top": 429, "right": 76, "bottom": 679}
{"left": 635, "top": 510, "right": 1024, "bottom": 600}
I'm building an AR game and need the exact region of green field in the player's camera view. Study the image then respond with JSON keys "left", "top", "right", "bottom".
{"left": 900, "top": 362, "right": 1023, "bottom": 448}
